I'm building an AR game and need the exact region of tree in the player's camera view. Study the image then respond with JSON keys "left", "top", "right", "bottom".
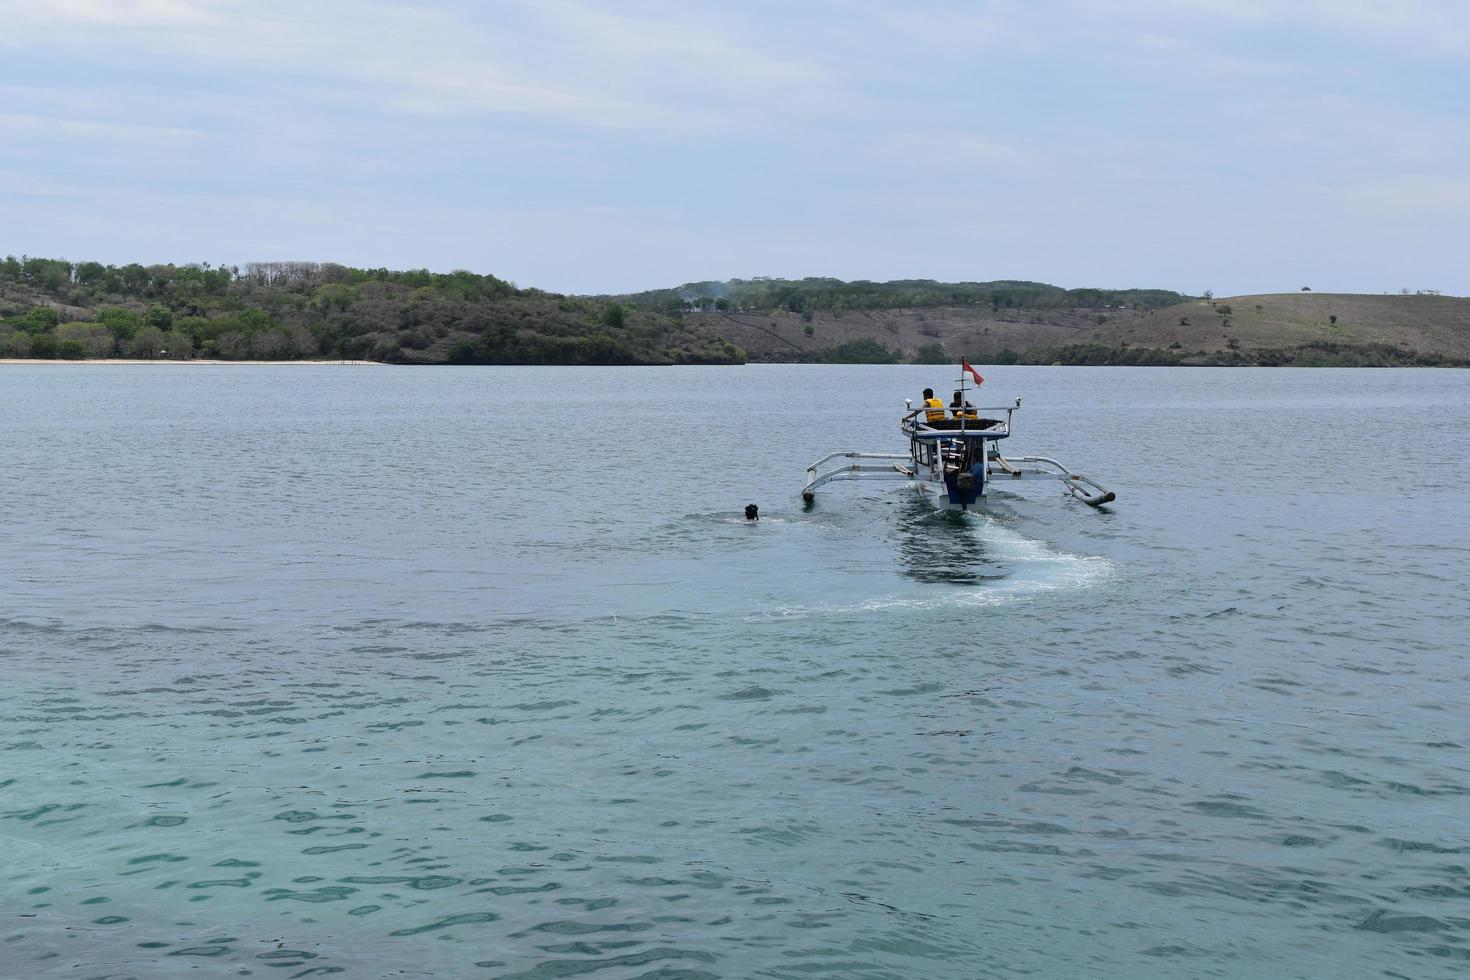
{"left": 0, "top": 330, "right": 29, "bottom": 356}
{"left": 30, "top": 334, "right": 57, "bottom": 358}
{"left": 17, "top": 307, "right": 60, "bottom": 334}
{"left": 57, "top": 322, "right": 114, "bottom": 358}
{"left": 1329, "top": 314, "right": 1338, "bottom": 325}
{"left": 129, "top": 325, "right": 166, "bottom": 358}
{"left": 146, "top": 304, "right": 173, "bottom": 330}
{"left": 23, "top": 257, "right": 71, "bottom": 290}
{"left": 117, "top": 263, "right": 151, "bottom": 293}
{"left": 164, "top": 330, "right": 195, "bottom": 358}
{"left": 57, "top": 339, "right": 86, "bottom": 360}
{"left": 911, "top": 343, "right": 949, "bottom": 364}
{"left": 602, "top": 303, "right": 626, "bottom": 330}
{"left": 74, "top": 261, "right": 107, "bottom": 285}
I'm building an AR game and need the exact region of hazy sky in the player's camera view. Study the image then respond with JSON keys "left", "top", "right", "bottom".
{"left": 2, "top": 0, "right": 1467, "bottom": 295}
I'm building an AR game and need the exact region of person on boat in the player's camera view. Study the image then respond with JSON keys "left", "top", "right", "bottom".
{"left": 922, "top": 388, "right": 946, "bottom": 423}
{"left": 950, "top": 390, "right": 977, "bottom": 420}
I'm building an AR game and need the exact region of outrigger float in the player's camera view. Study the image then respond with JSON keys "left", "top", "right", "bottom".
{"left": 801, "top": 369, "right": 1115, "bottom": 511}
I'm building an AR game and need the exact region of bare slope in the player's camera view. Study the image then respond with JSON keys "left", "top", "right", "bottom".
{"left": 1146, "top": 293, "right": 1470, "bottom": 359}
{"left": 720, "top": 293, "right": 1470, "bottom": 366}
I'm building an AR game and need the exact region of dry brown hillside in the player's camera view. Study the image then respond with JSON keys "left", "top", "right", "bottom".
{"left": 716, "top": 292, "right": 1470, "bottom": 366}
{"left": 1149, "top": 293, "right": 1470, "bottom": 359}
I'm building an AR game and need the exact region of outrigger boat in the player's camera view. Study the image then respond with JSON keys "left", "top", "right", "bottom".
{"left": 801, "top": 367, "right": 1116, "bottom": 511}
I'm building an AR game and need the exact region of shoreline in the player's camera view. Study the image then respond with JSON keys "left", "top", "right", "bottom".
{"left": 0, "top": 358, "right": 385, "bottom": 366}
{"left": 2, "top": 358, "right": 1463, "bottom": 369}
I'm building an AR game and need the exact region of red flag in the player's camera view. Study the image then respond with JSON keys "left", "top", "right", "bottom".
{"left": 962, "top": 360, "right": 984, "bottom": 386}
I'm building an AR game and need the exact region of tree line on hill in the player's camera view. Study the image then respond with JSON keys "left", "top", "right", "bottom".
{"left": 0, "top": 256, "right": 744, "bottom": 364}
{"left": 613, "top": 277, "right": 1189, "bottom": 317}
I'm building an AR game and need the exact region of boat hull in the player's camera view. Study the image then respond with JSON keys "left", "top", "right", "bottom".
{"left": 911, "top": 464, "right": 986, "bottom": 511}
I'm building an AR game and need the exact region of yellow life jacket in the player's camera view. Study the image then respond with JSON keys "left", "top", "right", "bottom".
{"left": 952, "top": 403, "right": 977, "bottom": 420}
{"left": 924, "top": 398, "right": 946, "bottom": 423}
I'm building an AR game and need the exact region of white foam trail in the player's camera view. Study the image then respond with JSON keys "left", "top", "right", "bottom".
{"left": 756, "top": 512, "right": 1113, "bottom": 619}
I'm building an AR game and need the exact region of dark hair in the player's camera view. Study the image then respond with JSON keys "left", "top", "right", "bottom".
{"left": 923, "top": 388, "right": 934, "bottom": 398}
{"left": 952, "top": 391, "right": 963, "bottom": 401}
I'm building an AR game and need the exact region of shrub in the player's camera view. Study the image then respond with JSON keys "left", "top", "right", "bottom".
{"left": 58, "top": 339, "right": 85, "bottom": 359}
{"left": 98, "top": 306, "right": 141, "bottom": 342}
{"left": 911, "top": 343, "right": 948, "bottom": 364}
{"left": 57, "top": 321, "right": 114, "bottom": 357}
{"left": 164, "top": 330, "right": 194, "bottom": 358}
{"left": 129, "top": 325, "right": 166, "bottom": 358}
{"left": 146, "top": 304, "right": 173, "bottom": 330}
{"left": 17, "top": 307, "right": 61, "bottom": 333}
{"left": 820, "top": 339, "right": 899, "bottom": 363}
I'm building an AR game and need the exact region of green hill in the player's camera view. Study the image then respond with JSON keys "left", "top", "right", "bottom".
{"left": 0, "top": 257, "right": 744, "bottom": 364}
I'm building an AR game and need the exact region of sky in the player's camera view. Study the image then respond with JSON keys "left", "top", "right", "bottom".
{"left": 1, "top": 0, "right": 1468, "bottom": 296}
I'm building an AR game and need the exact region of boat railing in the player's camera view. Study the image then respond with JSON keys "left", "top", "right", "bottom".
{"left": 902, "top": 403, "right": 1017, "bottom": 437}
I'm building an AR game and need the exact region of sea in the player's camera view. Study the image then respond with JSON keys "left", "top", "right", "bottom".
{"left": 1, "top": 364, "right": 1467, "bottom": 980}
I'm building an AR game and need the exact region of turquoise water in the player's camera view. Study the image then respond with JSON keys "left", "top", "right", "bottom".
{"left": 2, "top": 364, "right": 1467, "bottom": 979}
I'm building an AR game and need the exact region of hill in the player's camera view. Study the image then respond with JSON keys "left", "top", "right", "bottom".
{"left": 667, "top": 287, "right": 1470, "bottom": 367}
{"left": 611, "top": 277, "right": 1188, "bottom": 317}
{"left": 0, "top": 257, "right": 744, "bottom": 365}
{"left": 4, "top": 257, "right": 1465, "bottom": 367}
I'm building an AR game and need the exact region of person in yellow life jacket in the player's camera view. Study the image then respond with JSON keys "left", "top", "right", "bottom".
{"left": 921, "top": 388, "right": 946, "bottom": 423}
{"left": 950, "top": 390, "right": 978, "bottom": 420}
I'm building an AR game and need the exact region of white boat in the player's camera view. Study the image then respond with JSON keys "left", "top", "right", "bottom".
{"left": 801, "top": 371, "right": 1115, "bottom": 511}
